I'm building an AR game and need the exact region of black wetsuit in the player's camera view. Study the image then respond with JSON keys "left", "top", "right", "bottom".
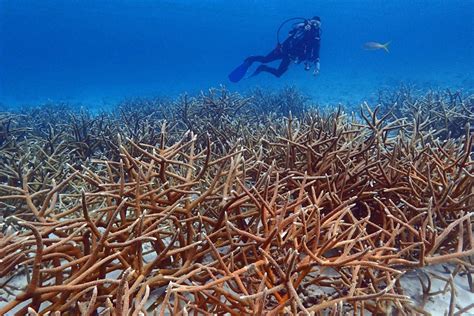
{"left": 246, "top": 22, "right": 321, "bottom": 78}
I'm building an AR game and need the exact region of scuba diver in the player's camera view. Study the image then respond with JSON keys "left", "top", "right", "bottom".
{"left": 229, "top": 16, "right": 321, "bottom": 82}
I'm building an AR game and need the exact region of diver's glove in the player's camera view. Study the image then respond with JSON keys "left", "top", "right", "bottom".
{"left": 313, "top": 61, "right": 320, "bottom": 76}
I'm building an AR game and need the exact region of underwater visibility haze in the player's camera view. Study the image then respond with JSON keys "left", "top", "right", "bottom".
{"left": 0, "top": 0, "right": 473, "bottom": 108}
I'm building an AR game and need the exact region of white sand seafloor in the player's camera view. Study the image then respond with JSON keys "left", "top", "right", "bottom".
{"left": 400, "top": 265, "right": 474, "bottom": 316}
{"left": 1, "top": 263, "right": 473, "bottom": 315}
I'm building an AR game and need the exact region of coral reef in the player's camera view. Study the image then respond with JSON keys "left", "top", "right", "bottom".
{"left": 0, "top": 87, "right": 473, "bottom": 315}
{"left": 377, "top": 84, "right": 474, "bottom": 139}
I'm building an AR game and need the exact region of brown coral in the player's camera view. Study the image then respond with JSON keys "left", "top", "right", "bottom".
{"left": 0, "top": 87, "right": 473, "bottom": 315}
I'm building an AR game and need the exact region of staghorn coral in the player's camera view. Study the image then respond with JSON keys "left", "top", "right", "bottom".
{"left": 250, "top": 85, "right": 309, "bottom": 116}
{"left": 377, "top": 84, "right": 474, "bottom": 139}
{"left": 0, "top": 87, "right": 473, "bottom": 315}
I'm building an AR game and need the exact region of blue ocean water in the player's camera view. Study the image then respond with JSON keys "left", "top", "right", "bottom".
{"left": 1, "top": 0, "right": 473, "bottom": 110}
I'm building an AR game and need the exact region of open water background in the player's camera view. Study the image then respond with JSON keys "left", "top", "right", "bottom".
{"left": 0, "top": 0, "right": 473, "bottom": 110}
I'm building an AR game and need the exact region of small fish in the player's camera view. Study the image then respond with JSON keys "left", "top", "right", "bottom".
{"left": 364, "top": 41, "right": 391, "bottom": 53}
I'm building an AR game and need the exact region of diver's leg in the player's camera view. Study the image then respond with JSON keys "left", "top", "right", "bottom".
{"left": 275, "top": 56, "right": 291, "bottom": 76}
{"left": 230, "top": 49, "right": 282, "bottom": 82}
{"left": 252, "top": 56, "right": 291, "bottom": 78}
{"left": 245, "top": 49, "right": 282, "bottom": 64}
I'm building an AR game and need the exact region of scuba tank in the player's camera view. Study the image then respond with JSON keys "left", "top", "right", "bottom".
{"left": 276, "top": 17, "right": 309, "bottom": 46}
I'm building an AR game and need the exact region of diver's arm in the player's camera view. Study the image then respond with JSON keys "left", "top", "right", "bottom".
{"left": 303, "top": 38, "right": 319, "bottom": 63}
{"left": 312, "top": 30, "right": 321, "bottom": 75}
{"left": 303, "top": 28, "right": 320, "bottom": 61}
{"left": 312, "top": 29, "right": 321, "bottom": 60}
{"left": 313, "top": 40, "right": 320, "bottom": 61}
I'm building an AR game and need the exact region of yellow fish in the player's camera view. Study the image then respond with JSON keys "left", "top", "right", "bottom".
{"left": 364, "top": 41, "right": 391, "bottom": 53}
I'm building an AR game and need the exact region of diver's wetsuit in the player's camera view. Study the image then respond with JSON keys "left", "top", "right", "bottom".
{"left": 246, "top": 20, "right": 321, "bottom": 78}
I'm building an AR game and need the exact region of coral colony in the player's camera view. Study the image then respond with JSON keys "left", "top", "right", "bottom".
{"left": 0, "top": 86, "right": 473, "bottom": 315}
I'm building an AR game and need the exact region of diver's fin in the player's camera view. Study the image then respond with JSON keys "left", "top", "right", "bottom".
{"left": 228, "top": 61, "right": 251, "bottom": 83}
{"left": 382, "top": 41, "right": 391, "bottom": 53}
